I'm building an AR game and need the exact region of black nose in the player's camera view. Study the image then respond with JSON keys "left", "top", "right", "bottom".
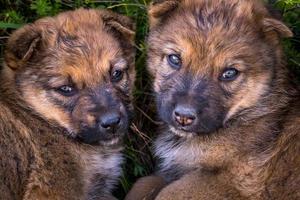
{"left": 100, "top": 112, "right": 121, "bottom": 130}
{"left": 173, "top": 105, "right": 197, "bottom": 127}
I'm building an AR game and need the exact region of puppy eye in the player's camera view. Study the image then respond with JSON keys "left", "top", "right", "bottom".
{"left": 111, "top": 69, "right": 124, "bottom": 82}
{"left": 219, "top": 68, "right": 239, "bottom": 81}
{"left": 167, "top": 54, "right": 182, "bottom": 70}
{"left": 56, "top": 85, "right": 77, "bottom": 96}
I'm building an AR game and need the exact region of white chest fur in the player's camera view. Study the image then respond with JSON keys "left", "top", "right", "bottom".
{"left": 154, "top": 134, "right": 204, "bottom": 176}
{"left": 81, "top": 148, "right": 123, "bottom": 194}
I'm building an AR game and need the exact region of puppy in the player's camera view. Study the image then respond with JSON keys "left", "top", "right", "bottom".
{"left": 126, "top": 0, "right": 300, "bottom": 199}
{"left": 0, "top": 8, "right": 135, "bottom": 200}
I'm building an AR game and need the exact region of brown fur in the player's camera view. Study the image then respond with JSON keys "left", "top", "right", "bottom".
{"left": 126, "top": 0, "right": 300, "bottom": 199}
{"left": 1, "top": 9, "right": 135, "bottom": 199}
{"left": 125, "top": 176, "right": 166, "bottom": 200}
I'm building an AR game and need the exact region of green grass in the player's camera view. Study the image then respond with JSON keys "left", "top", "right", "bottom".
{"left": 0, "top": 0, "right": 299, "bottom": 199}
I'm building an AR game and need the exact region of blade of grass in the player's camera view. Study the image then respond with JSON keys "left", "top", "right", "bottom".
{"left": 0, "top": 22, "right": 23, "bottom": 29}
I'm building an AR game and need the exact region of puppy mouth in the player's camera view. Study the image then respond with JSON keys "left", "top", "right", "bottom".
{"left": 77, "top": 128, "right": 125, "bottom": 146}
{"left": 99, "top": 137, "right": 122, "bottom": 147}
{"left": 169, "top": 126, "right": 197, "bottom": 138}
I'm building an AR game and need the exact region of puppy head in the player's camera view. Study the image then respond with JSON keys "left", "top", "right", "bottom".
{"left": 147, "top": 0, "right": 292, "bottom": 138}
{"left": 4, "top": 9, "right": 136, "bottom": 146}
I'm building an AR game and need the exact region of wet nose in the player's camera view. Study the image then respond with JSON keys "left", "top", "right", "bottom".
{"left": 100, "top": 112, "right": 121, "bottom": 130}
{"left": 173, "top": 105, "right": 197, "bottom": 127}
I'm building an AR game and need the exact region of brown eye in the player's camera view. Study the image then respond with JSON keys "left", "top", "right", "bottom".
{"left": 219, "top": 68, "right": 239, "bottom": 81}
{"left": 111, "top": 69, "right": 124, "bottom": 82}
{"left": 56, "top": 85, "right": 77, "bottom": 97}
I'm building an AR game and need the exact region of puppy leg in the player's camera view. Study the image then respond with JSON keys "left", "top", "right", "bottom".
{"left": 125, "top": 175, "right": 166, "bottom": 200}
{"left": 156, "top": 170, "right": 243, "bottom": 200}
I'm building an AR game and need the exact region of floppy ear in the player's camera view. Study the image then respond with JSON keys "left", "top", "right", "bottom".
{"left": 262, "top": 18, "right": 293, "bottom": 42}
{"left": 148, "top": 0, "right": 180, "bottom": 27}
{"left": 4, "top": 24, "right": 42, "bottom": 70}
{"left": 100, "top": 10, "right": 136, "bottom": 44}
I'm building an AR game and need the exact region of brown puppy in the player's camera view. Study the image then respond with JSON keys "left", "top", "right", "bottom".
{"left": 0, "top": 9, "right": 135, "bottom": 200}
{"left": 126, "top": 0, "right": 300, "bottom": 199}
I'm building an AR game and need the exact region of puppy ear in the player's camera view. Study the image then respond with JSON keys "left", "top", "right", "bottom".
{"left": 148, "top": 0, "right": 180, "bottom": 27}
{"left": 262, "top": 18, "right": 293, "bottom": 39}
{"left": 100, "top": 10, "right": 136, "bottom": 44}
{"left": 4, "top": 24, "right": 42, "bottom": 70}
{"left": 5, "top": 18, "right": 56, "bottom": 71}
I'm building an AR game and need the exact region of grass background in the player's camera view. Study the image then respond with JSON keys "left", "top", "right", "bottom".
{"left": 0, "top": 0, "right": 299, "bottom": 199}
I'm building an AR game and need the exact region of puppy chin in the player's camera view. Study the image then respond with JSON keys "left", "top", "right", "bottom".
{"left": 169, "top": 126, "right": 196, "bottom": 139}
